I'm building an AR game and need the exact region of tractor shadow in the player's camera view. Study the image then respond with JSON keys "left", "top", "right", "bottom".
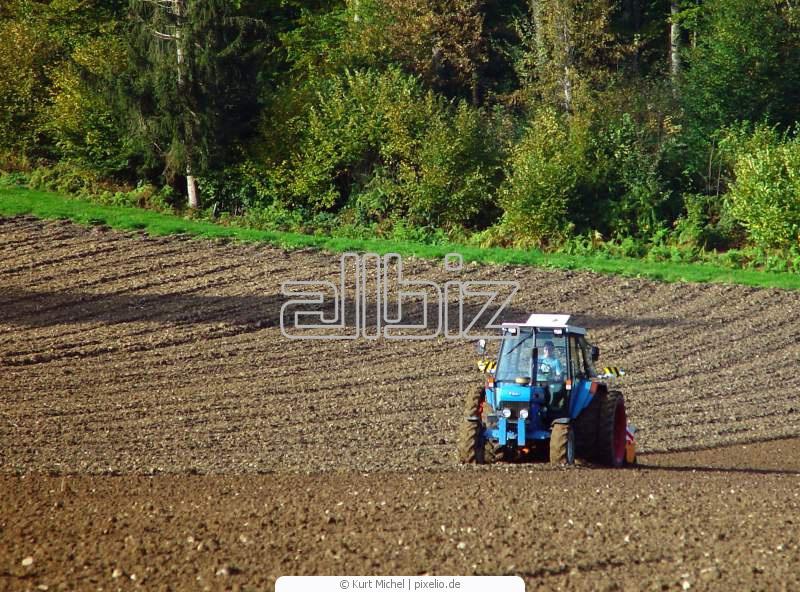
{"left": 632, "top": 461, "right": 800, "bottom": 477}
{"left": 634, "top": 437, "right": 800, "bottom": 476}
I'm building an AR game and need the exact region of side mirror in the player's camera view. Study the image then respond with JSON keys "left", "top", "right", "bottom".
{"left": 591, "top": 346, "right": 600, "bottom": 362}
{"left": 475, "top": 339, "right": 487, "bottom": 355}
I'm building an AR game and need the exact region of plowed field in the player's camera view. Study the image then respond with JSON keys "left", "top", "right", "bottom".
{"left": 2, "top": 216, "right": 799, "bottom": 591}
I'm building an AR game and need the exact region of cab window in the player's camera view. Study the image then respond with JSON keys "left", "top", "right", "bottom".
{"left": 570, "top": 336, "right": 588, "bottom": 379}
{"left": 578, "top": 336, "right": 597, "bottom": 377}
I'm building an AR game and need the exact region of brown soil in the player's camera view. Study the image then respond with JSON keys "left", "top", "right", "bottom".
{"left": 2, "top": 216, "right": 799, "bottom": 591}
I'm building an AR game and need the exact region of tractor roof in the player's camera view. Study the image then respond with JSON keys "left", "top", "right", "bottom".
{"left": 501, "top": 314, "right": 586, "bottom": 335}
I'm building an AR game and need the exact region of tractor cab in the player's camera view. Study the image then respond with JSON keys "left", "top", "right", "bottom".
{"left": 490, "top": 314, "right": 599, "bottom": 421}
{"left": 494, "top": 326, "right": 569, "bottom": 413}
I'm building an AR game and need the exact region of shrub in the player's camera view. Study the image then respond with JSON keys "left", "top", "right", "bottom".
{"left": 95, "top": 183, "right": 175, "bottom": 212}
{"left": 590, "top": 112, "right": 674, "bottom": 238}
{"left": 41, "top": 35, "right": 133, "bottom": 176}
{"left": 277, "top": 67, "right": 497, "bottom": 229}
{"left": 561, "top": 233, "right": 596, "bottom": 257}
{"left": 673, "top": 192, "right": 742, "bottom": 250}
{"left": 195, "top": 162, "right": 284, "bottom": 215}
{"left": 389, "top": 219, "right": 447, "bottom": 245}
{"left": 496, "top": 108, "right": 578, "bottom": 248}
{"left": 0, "top": 171, "right": 30, "bottom": 187}
{"left": 723, "top": 125, "right": 800, "bottom": 249}
{"left": 28, "top": 163, "right": 104, "bottom": 196}
{"left": 0, "top": 19, "right": 53, "bottom": 155}
{"left": 242, "top": 202, "right": 306, "bottom": 233}
{"left": 607, "top": 235, "right": 647, "bottom": 259}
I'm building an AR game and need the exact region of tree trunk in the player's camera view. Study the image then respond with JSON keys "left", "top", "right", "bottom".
{"left": 670, "top": 0, "right": 681, "bottom": 80}
{"left": 559, "top": 9, "right": 573, "bottom": 113}
{"left": 174, "top": 0, "right": 184, "bottom": 85}
{"left": 186, "top": 172, "right": 199, "bottom": 209}
{"left": 471, "top": 70, "right": 481, "bottom": 106}
{"left": 173, "top": 0, "right": 199, "bottom": 209}
{"left": 532, "top": 0, "right": 573, "bottom": 112}
{"left": 562, "top": 64, "right": 572, "bottom": 112}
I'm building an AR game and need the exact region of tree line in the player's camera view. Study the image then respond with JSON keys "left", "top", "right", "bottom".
{"left": 1, "top": 0, "right": 799, "bottom": 262}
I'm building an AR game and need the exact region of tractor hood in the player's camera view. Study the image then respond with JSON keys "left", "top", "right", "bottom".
{"left": 495, "top": 382, "right": 532, "bottom": 403}
{"left": 494, "top": 382, "right": 547, "bottom": 404}
{"left": 488, "top": 382, "right": 551, "bottom": 444}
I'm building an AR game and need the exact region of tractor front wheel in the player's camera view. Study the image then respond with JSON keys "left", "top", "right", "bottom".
{"left": 482, "top": 439, "right": 503, "bottom": 464}
{"left": 549, "top": 422, "right": 575, "bottom": 465}
{"left": 457, "top": 387, "right": 491, "bottom": 464}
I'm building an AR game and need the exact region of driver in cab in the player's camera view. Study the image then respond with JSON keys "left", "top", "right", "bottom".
{"left": 538, "top": 340, "right": 566, "bottom": 409}
{"left": 538, "top": 340, "right": 563, "bottom": 379}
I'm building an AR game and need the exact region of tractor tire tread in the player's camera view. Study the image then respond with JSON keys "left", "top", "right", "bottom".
{"left": 597, "top": 389, "right": 625, "bottom": 467}
{"left": 457, "top": 387, "right": 486, "bottom": 464}
{"left": 550, "top": 422, "right": 570, "bottom": 464}
{"left": 573, "top": 391, "right": 601, "bottom": 460}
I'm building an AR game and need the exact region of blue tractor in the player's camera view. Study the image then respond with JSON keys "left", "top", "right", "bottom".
{"left": 458, "top": 314, "right": 635, "bottom": 466}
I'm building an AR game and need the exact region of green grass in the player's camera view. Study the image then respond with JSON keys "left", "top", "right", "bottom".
{"left": 2, "top": 185, "right": 800, "bottom": 290}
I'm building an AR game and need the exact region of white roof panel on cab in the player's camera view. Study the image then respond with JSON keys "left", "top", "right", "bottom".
{"left": 501, "top": 313, "right": 586, "bottom": 335}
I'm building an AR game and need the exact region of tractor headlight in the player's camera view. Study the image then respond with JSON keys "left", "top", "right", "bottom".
{"left": 519, "top": 408, "right": 529, "bottom": 419}
{"left": 501, "top": 408, "right": 512, "bottom": 418}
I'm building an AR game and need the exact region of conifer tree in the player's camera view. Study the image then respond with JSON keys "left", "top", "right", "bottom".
{"left": 127, "top": 0, "right": 263, "bottom": 208}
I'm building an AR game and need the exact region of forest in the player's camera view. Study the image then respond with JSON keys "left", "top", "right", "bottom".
{"left": 2, "top": 0, "right": 799, "bottom": 269}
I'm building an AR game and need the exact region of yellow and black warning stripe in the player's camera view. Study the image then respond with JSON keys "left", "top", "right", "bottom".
{"left": 602, "top": 366, "right": 625, "bottom": 377}
{"left": 477, "top": 359, "right": 497, "bottom": 373}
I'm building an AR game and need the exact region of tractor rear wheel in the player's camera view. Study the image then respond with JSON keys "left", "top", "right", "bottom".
{"left": 597, "top": 390, "right": 627, "bottom": 467}
{"left": 549, "top": 422, "right": 575, "bottom": 465}
{"left": 572, "top": 393, "right": 600, "bottom": 460}
{"left": 457, "top": 387, "right": 488, "bottom": 464}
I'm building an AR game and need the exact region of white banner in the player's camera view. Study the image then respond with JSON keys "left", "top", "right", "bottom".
{"left": 275, "top": 576, "right": 525, "bottom": 592}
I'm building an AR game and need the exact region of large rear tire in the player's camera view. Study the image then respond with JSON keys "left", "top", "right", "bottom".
{"left": 549, "top": 422, "right": 575, "bottom": 465}
{"left": 573, "top": 392, "right": 601, "bottom": 460}
{"left": 597, "top": 390, "right": 627, "bottom": 467}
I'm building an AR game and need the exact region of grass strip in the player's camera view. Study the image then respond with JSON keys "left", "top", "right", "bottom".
{"left": 2, "top": 185, "right": 799, "bottom": 290}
